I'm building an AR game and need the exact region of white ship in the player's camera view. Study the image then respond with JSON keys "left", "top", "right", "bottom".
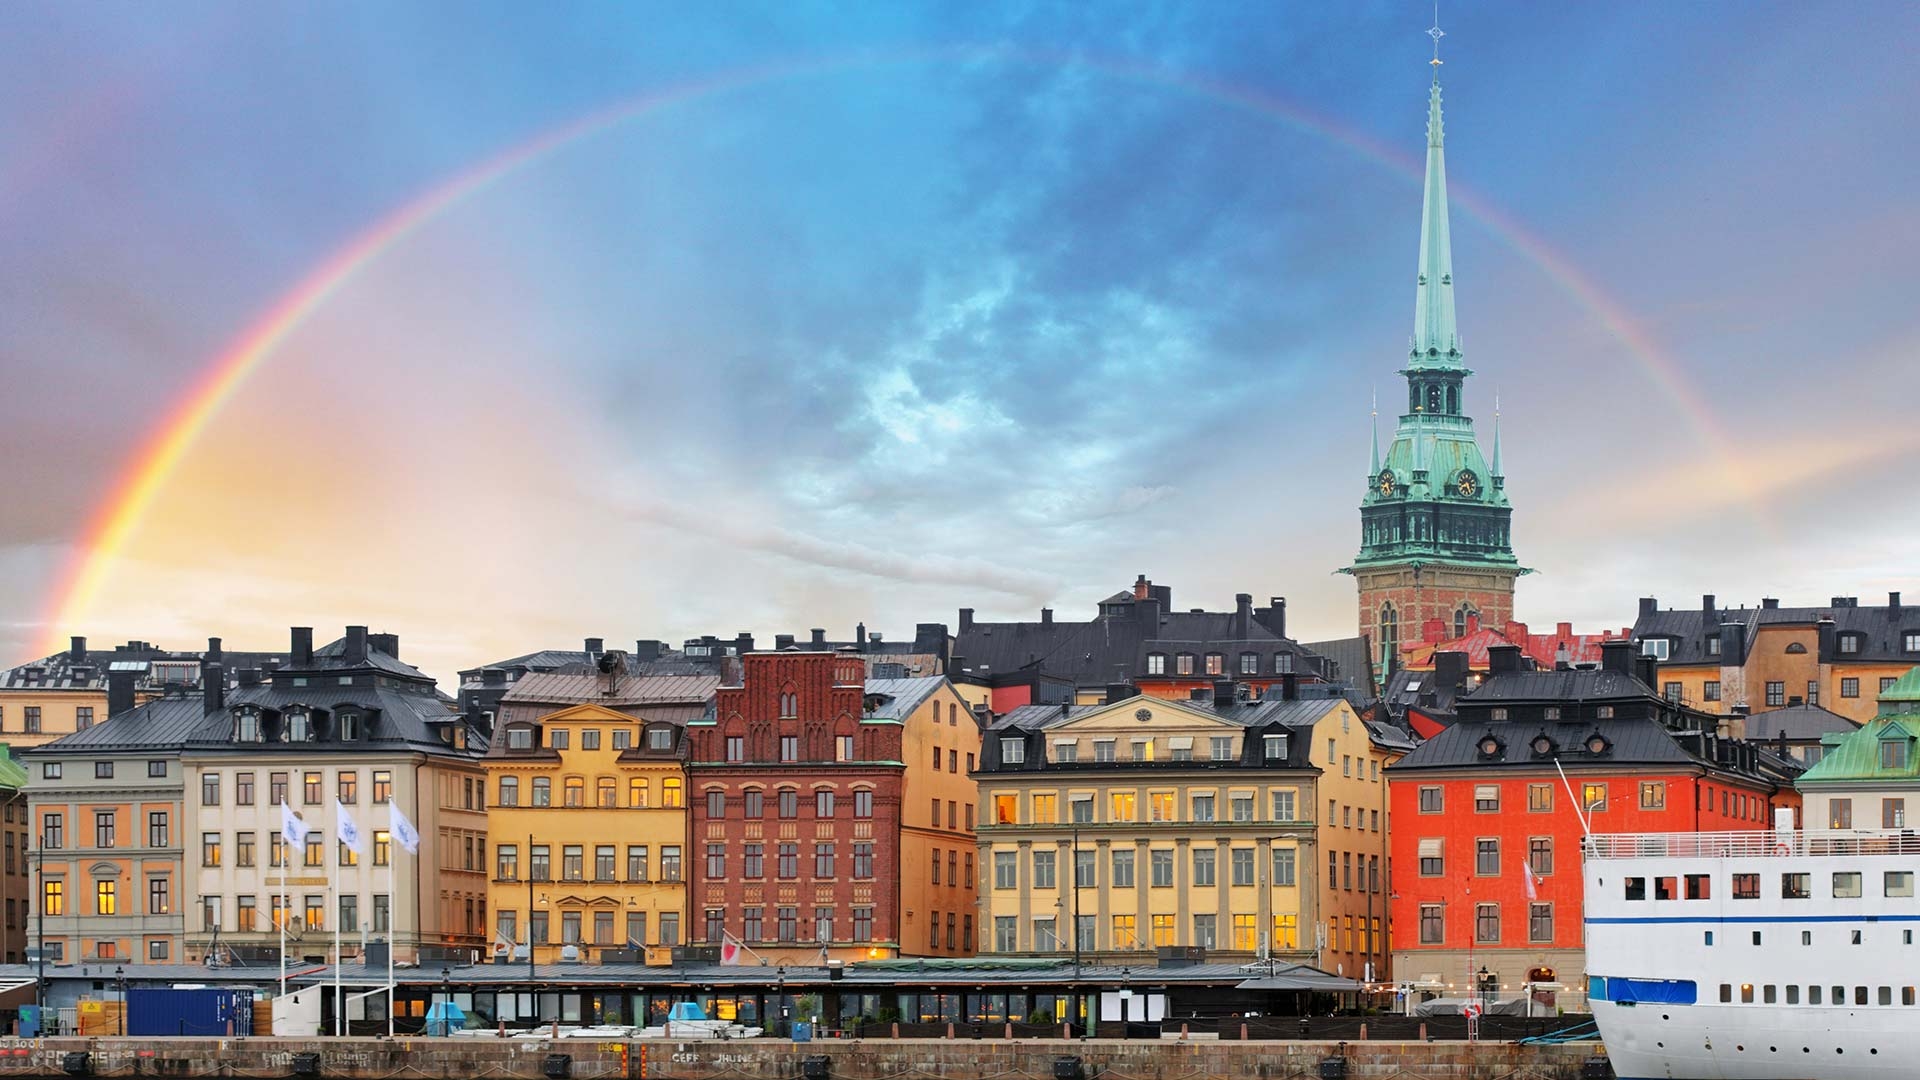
{"left": 1583, "top": 813, "right": 1920, "bottom": 1079}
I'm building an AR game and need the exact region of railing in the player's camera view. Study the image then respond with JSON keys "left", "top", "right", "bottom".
{"left": 1587, "top": 829, "right": 1920, "bottom": 860}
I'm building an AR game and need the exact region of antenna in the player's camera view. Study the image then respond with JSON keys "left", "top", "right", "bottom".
{"left": 1427, "top": 2, "right": 1445, "bottom": 67}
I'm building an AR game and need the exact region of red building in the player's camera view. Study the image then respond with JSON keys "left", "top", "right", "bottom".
{"left": 1387, "top": 642, "right": 1802, "bottom": 1009}
{"left": 686, "top": 652, "right": 979, "bottom": 963}
{"left": 1399, "top": 616, "right": 1630, "bottom": 673}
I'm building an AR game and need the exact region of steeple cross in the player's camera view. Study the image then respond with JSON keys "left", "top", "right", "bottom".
{"left": 1427, "top": 3, "right": 1445, "bottom": 67}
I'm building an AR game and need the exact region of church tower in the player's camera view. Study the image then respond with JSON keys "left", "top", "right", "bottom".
{"left": 1343, "top": 59, "right": 1526, "bottom": 675}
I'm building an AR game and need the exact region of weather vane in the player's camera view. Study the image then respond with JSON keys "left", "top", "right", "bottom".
{"left": 1428, "top": 2, "right": 1445, "bottom": 67}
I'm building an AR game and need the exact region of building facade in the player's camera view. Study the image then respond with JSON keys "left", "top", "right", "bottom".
{"left": 1794, "top": 666, "right": 1920, "bottom": 830}
{"left": 1, "top": 636, "right": 280, "bottom": 749}
{"left": 1344, "top": 73, "right": 1525, "bottom": 673}
{"left": 1631, "top": 593, "right": 1920, "bottom": 726}
{"left": 0, "top": 750, "right": 25, "bottom": 964}
{"left": 1387, "top": 642, "right": 1801, "bottom": 1009}
{"left": 484, "top": 675, "right": 714, "bottom": 964}
{"left": 975, "top": 685, "right": 1405, "bottom": 980}
{"left": 684, "top": 654, "right": 979, "bottom": 963}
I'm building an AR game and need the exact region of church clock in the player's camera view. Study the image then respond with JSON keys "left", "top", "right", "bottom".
{"left": 1455, "top": 470, "right": 1479, "bottom": 498}
{"left": 1377, "top": 470, "right": 1397, "bottom": 497}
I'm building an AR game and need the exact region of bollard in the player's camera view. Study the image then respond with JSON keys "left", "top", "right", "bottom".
{"left": 1358, "top": 1023, "right": 1368, "bottom": 1041}
{"left": 1417, "top": 1022, "right": 1428, "bottom": 1042}
{"left": 1179, "top": 1022, "right": 1189, "bottom": 1041}
{"left": 946, "top": 1022, "right": 955, "bottom": 1039}
{"left": 1005, "top": 1023, "right": 1013, "bottom": 1039}
{"left": 1239, "top": 1023, "right": 1248, "bottom": 1041}
{"left": 890, "top": 1022, "right": 900, "bottom": 1039}
{"left": 1062, "top": 1023, "right": 1071, "bottom": 1040}
{"left": 1298, "top": 1017, "right": 1311, "bottom": 1038}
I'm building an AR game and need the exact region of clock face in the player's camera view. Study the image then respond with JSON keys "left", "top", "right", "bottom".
{"left": 1376, "top": 470, "right": 1396, "bottom": 496}
{"left": 1455, "top": 471, "right": 1479, "bottom": 498}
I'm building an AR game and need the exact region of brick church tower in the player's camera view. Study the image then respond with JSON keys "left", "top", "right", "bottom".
{"left": 1343, "top": 67, "right": 1527, "bottom": 676}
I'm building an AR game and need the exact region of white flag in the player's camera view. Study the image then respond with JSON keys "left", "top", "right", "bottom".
{"left": 390, "top": 803, "right": 420, "bottom": 855}
{"left": 1520, "top": 855, "right": 1538, "bottom": 902}
{"left": 280, "top": 801, "right": 310, "bottom": 849}
{"left": 337, "top": 800, "right": 365, "bottom": 854}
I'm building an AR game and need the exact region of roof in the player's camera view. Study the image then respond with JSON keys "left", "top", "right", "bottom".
{"left": 502, "top": 673, "right": 721, "bottom": 707}
{"left": 861, "top": 676, "right": 948, "bottom": 720}
{"left": 1798, "top": 715, "right": 1920, "bottom": 785}
{"left": 1633, "top": 596, "right": 1920, "bottom": 665}
{"left": 1399, "top": 621, "right": 1624, "bottom": 671}
{"left": 2, "top": 641, "right": 287, "bottom": 691}
{"left": 1458, "top": 669, "right": 1652, "bottom": 703}
{"left": 1394, "top": 716, "right": 1701, "bottom": 771}
{"left": 1744, "top": 702, "right": 1859, "bottom": 742}
{"left": 1880, "top": 666, "right": 1920, "bottom": 706}
{"left": 993, "top": 694, "right": 1345, "bottom": 734}
{"left": 1302, "top": 637, "right": 1374, "bottom": 696}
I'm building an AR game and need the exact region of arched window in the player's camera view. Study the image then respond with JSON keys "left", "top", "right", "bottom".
{"left": 662, "top": 777, "right": 684, "bottom": 809}
{"left": 628, "top": 777, "right": 649, "bottom": 808}
{"left": 563, "top": 776, "right": 584, "bottom": 807}
{"left": 233, "top": 712, "right": 261, "bottom": 743}
{"left": 1427, "top": 385, "right": 1443, "bottom": 413}
{"left": 1454, "top": 604, "right": 1478, "bottom": 638}
{"left": 596, "top": 778, "right": 617, "bottom": 807}
{"left": 1445, "top": 385, "right": 1458, "bottom": 414}
{"left": 1379, "top": 603, "right": 1399, "bottom": 671}
{"left": 779, "top": 690, "right": 798, "bottom": 718}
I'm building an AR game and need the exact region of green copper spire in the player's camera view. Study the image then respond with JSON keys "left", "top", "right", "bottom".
{"left": 1490, "top": 393, "right": 1503, "bottom": 479}
{"left": 1369, "top": 389, "right": 1381, "bottom": 476}
{"left": 1412, "top": 75, "right": 1460, "bottom": 366}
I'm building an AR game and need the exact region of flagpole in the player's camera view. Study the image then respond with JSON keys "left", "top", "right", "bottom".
{"left": 386, "top": 849, "right": 395, "bottom": 1037}
{"left": 333, "top": 875, "right": 342, "bottom": 1037}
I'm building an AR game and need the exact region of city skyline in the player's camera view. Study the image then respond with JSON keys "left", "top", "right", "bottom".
{"left": 3, "top": 3, "right": 1917, "bottom": 683}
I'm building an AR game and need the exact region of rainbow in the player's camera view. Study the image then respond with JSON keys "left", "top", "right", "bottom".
{"left": 34, "top": 47, "right": 1743, "bottom": 656}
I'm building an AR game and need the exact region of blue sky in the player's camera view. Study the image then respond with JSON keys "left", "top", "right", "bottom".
{"left": 3, "top": 2, "right": 1916, "bottom": 680}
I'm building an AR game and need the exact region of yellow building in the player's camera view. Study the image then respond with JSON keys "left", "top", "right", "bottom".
{"left": 485, "top": 673, "right": 718, "bottom": 965}
{"left": 975, "top": 686, "right": 1407, "bottom": 980}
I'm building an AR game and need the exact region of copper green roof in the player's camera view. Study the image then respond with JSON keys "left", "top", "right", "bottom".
{"left": 1878, "top": 665, "right": 1920, "bottom": 712}
{"left": 0, "top": 745, "right": 26, "bottom": 792}
{"left": 1796, "top": 716, "right": 1920, "bottom": 785}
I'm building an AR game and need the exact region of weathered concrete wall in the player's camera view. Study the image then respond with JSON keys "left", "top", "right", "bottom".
{"left": 0, "top": 1037, "right": 1610, "bottom": 1080}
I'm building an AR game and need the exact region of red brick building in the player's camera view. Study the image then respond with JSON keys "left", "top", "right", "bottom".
{"left": 1387, "top": 642, "right": 1801, "bottom": 1009}
{"left": 686, "top": 652, "right": 979, "bottom": 963}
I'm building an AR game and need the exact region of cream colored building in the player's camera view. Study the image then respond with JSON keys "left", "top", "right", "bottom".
{"left": 974, "top": 686, "right": 1407, "bottom": 980}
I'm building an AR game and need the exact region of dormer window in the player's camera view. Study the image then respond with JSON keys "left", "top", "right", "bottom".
{"left": 1275, "top": 653, "right": 1294, "bottom": 674}
{"left": 1706, "top": 635, "right": 1721, "bottom": 657}
{"left": 1641, "top": 639, "right": 1671, "bottom": 661}
{"left": 999, "top": 736, "right": 1026, "bottom": 764}
{"left": 1881, "top": 739, "right": 1910, "bottom": 771}
{"left": 1146, "top": 653, "right": 1167, "bottom": 676}
{"left": 288, "top": 713, "right": 313, "bottom": 742}
{"left": 1904, "top": 632, "right": 1920, "bottom": 654}
{"left": 1543, "top": 707, "right": 1561, "bottom": 721}
{"left": 1586, "top": 733, "right": 1612, "bottom": 755}
{"left": 1477, "top": 735, "right": 1504, "bottom": 759}
{"left": 1203, "top": 653, "right": 1224, "bottom": 676}
{"left": 337, "top": 712, "right": 362, "bottom": 741}
{"left": 234, "top": 712, "right": 261, "bottom": 743}
{"left": 1838, "top": 634, "right": 1861, "bottom": 655}
{"left": 1262, "top": 734, "right": 1287, "bottom": 761}
{"left": 1175, "top": 654, "right": 1195, "bottom": 676}
{"left": 647, "top": 727, "right": 674, "bottom": 751}
{"left": 506, "top": 726, "right": 534, "bottom": 751}
{"left": 1530, "top": 734, "right": 1555, "bottom": 756}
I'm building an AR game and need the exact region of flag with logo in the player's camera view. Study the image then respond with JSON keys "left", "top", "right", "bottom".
{"left": 1519, "top": 853, "right": 1538, "bottom": 901}
{"left": 391, "top": 804, "right": 420, "bottom": 855}
{"left": 280, "top": 802, "right": 310, "bottom": 849}
{"left": 719, "top": 932, "right": 742, "bottom": 966}
{"left": 337, "top": 800, "right": 365, "bottom": 854}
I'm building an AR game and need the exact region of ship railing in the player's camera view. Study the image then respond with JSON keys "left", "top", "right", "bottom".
{"left": 1587, "top": 828, "right": 1920, "bottom": 859}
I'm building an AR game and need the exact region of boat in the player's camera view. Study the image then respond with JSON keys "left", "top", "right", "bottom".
{"left": 1583, "top": 811, "right": 1920, "bottom": 1079}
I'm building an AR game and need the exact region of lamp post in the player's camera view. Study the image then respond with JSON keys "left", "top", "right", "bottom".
{"left": 526, "top": 833, "right": 536, "bottom": 982}
{"left": 115, "top": 965, "right": 126, "bottom": 1036}
{"left": 1120, "top": 967, "right": 1132, "bottom": 1041}
{"left": 33, "top": 833, "right": 45, "bottom": 1030}
{"left": 440, "top": 966, "right": 451, "bottom": 1036}
{"left": 776, "top": 964, "right": 787, "bottom": 1038}
{"left": 1477, "top": 966, "right": 1492, "bottom": 1008}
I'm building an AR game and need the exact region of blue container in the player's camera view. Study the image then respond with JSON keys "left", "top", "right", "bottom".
{"left": 127, "top": 988, "right": 254, "bottom": 1037}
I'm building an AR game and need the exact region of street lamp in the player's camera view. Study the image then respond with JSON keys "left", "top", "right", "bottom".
{"left": 115, "top": 966, "right": 126, "bottom": 1036}
{"left": 1477, "top": 966, "right": 1492, "bottom": 1007}
{"left": 1120, "top": 967, "right": 1132, "bottom": 1041}
{"left": 33, "top": 833, "right": 46, "bottom": 1031}
{"left": 775, "top": 964, "right": 787, "bottom": 1038}
{"left": 440, "top": 966, "right": 451, "bottom": 1036}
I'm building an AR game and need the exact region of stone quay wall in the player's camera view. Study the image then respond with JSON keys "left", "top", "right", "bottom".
{"left": 0, "top": 1037, "right": 1611, "bottom": 1080}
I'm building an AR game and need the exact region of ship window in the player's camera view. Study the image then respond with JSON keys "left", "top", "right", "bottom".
{"left": 1855, "top": 987, "right": 1868, "bottom": 1006}
{"left": 1809, "top": 986, "right": 1822, "bottom": 1005}
{"left": 1654, "top": 876, "right": 1677, "bottom": 900}
{"left": 1879, "top": 987, "right": 1892, "bottom": 1006}
{"left": 1732, "top": 873, "right": 1760, "bottom": 899}
{"left": 1752, "top": 931, "right": 1763, "bottom": 945}
{"left": 1782, "top": 873, "right": 1811, "bottom": 899}
{"left": 1785, "top": 985, "right": 1799, "bottom": 1004}
{"left": 1704, "top": 931, "right": 1714, "bottom": 946}
{"left": 1886, "top": 871, "right": 1914, "bottom": 898}
{"left": 1852, "top": 930, "right": 1863, "bottom": 945}
{"left": 1802, "top": 931, "right": 1813, "bottom": 946}
{"left": 1740, "top": 984, "right": 1754, "bottom": 1003}
{"left": 1763, "top": 985, "right": 1777, "bottom": 1003}
{"left": 1719, "top": 984, "right": 1732, "bottom": 1003}
{"left": 1624, "top": 877, "right": 1646, "bottom": 901}
{"left": 1905, "top": 987, "right": 1916, "bottom": 1006}
{"left": 1834, "top": 872, "right": 1863, "bottom": 898}
{"left": 1907, "top": 931, "right": 1915, "bottom": 946}
{"left": 1685, "top": 874, "right": 1711, "bottom": 900}
{"left": 1834, "top": 986, "right": 1847, "bottom": 1005}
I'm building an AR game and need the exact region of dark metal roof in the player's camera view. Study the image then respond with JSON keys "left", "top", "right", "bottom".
{"left": 1458, "top": 669, "right": 1651, "bottom": 703}
{"left": 993, "top": 696, "right": 1344, "bottom": 734}
{"left": 1393, "top": 717, "right": 1699, "bottom": 771}
{"left": 1744, "top": 702, "right": 1860, "bottom": 742}
{"left": 1302, "top": 637, "right": 1375, "bottom": 696}
{"left": 1633, "top": 597, "right": 1920, "bottom": 665}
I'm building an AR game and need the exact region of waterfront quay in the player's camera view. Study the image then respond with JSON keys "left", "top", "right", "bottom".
{"left": 0, "top": 1037, "right": 1610, "bottom": 1080}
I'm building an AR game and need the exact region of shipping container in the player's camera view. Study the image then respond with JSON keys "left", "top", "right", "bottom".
{"left": 127, "top": 988, "right": 254, "bottom": 1037}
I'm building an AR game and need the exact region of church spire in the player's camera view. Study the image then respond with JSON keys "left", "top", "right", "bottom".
{"left": 1491, "top": 391, "right": 1504, "bottom": 480}
{"left": 1369, "top": 386, "right": 1381, "bottom": 476}
{"left": 1412, "top": 23, "right": 1460, "bottom": 366}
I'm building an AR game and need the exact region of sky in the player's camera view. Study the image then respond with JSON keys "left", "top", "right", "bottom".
{"left": 3, "top": 1, "right": 1917, "bottom": 684}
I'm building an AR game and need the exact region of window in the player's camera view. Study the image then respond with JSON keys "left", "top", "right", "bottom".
{"left": 1701, "top": 679, "right": 1721, "bottom": 702}
{"left": 1842, "top": 677, "right": 1860, "bottom": 698}
{"left": 660, "top": 845, "right": 682, "bottom": 882}
{"left": 813, "top": 789, "right": 836, "bottom": 818}
{"left": 1886, "top": 871, "right": 1914, "bottom": 898}
{"left": 776, "top": 907, "right": 797, "bottom": 942}
{"left": 1475, "top": 903, "right": 1500, "bottom": 943}
{"left": 706, "top": 844, "right": 726, "bottom": 879}
{"left": 496, "top": 845, "right": 519, "bottom": 881}
{"left": 236, "top": 772, "right": 254, "bottom": 805}
{"left": 1094, "top": 739, "right": 1116, "bottom": 762}
{"left": 774, "top": 842, "right": 798, "bottom": 880}
{"left": 507, "top": 727, "right": 533, "bottom": 750}
{"left": 779, "top": 735, "right": 798, "bottom": 763}
{"left": 303, "top": 771, "right": 322, "bottom": 804}
{"left": 1885, "top": 676, "right": 1901, "bottom": 693}
{"left": 42, "top": 879, "right": 64, "bottom": 916}
{"left": 596, "top": 778, "right": 616, "bottom": 807}
{"left": 41, "top": 763, "right": 60, "bottom": 781}
{"left": 144, "top": 810, "right": 168, "bottom": 848}
{"left": 1145, "top": 653, "right": 1166, "bottom": 675}
{"left": 1729, "top": 872, "right": 1759, "bottom": 899}
{"left": 1707, "top": 635, "right": 1722, "bottom": 656}
{"left": 1527, "top": 902, "right": 1554, "bottom": 942}
{"left": 816, "top": 843, "right": 836, "bottom": 878}
{"left": 305, "top": 833, "right": 324, "bottom": 867}
{"left": 1150, "top": 849, "right": 1174, "bottom": 887}
{"left": 95, "top": 761, "right": 114, "bottom": 779}
{"left": 548, "top": 728, "right": 569, "bottom": 751}
{"left": 993, "top": 851, "right": 1016, "bottom": 889}
{"left": 1529, "top": 837, "right": 1553, "bottom": 875}
{"left": 1474, "top": 785, "right": 1499, "bottom": 812}
{"left": 1782, "top": 873, "right": 1811, "bottom": 899}
{"left": 1830, "top": 798, "right": 1853, "bottom": 829}
{"left": 338, "top": 771, "right": 358, "bottom": 803}
{"left": 1231, "top": 847, "right": 1254, "bottom": 886}
{"left": 1418, "top": 786, "right": 1443, "bottom": 813}
{"left": 1475, "top": 838, "right": 1500, "bottom": 876}
{"left": 95, "top": 810, "right": 115, "bottom": 848}
{"left": 96, "top": 880, "right": 117, "bottom": 916}
{"left": 1032, "top": 849, "right": 1055, "bottom": 889}
{"left": 1192, "top": 847, "right": 1216, "bottom": 886}
{"left": 1808, "top": 680, "right": 1819, "bottom": 706}
{"left": 202, "top": 833, "right": 221, "bottom": 867}
{"left": 662, "top": 777, "right": 683, "bottom": 808}
{"left": 531, "top": 777, "right": 552, "bottom": 806}
{"left": 1031, "top": 793, "right": 1056, "bottom": 824}
{"left": 372, "top": 770, "right": 392, "bottom": 803}
{"left": 1582, "top": 783, "right": 1608, "bottom": 812}
{"left": 1641, "top": 638, "right": 1670, "bottom": 660}
{"left": 146, "top": 877, "right": 170, "bottom": 915}
{"left": 1884, "top": 798, "right": 1906, "bottom": 829}
{"left": 1765, "top": 681, "right": 1785, "bottom": 707}
{"left": 24, "top": 708, "right": 40, "bottom": 734}
{"left": 374, "top": 831, "right": 391, "bottom": 867}
{"left": 564, "top": 776, "right": 584, "bottom": 807}
{"left": 1882, "top": 740, "right": 1910, "bottom": 771}
{"left": 1239, "top": 652, "right": 1259, "bottom": 675}
{"left": 200, "top": 773, "right": 220, "bottom": 805}
{"left": 1418, "top": 838, "right": 1443, "bottom": 876}
{"left": 1833, "top": 872, "right": 1863, "bottom": 898}
{"left": 1908, "top": 632, "right": 1920, "bottom": 653}
{"left": 1271, "top": 847, "right": 1295, "bottom": 885}
{"left": 1109, "top": 791, "right": 1136, "bottom": 822}
{"left": 778, "top": 789, "right": 798, "bottom": 818}
{"left": 849, "top": 788, "right": 872, "bottom": 819}
{"left": 626, "top": 845, "right": 648, "bottom": 881}
{"left": 707, "top": 790, "right": 726, "bottom": 818}
{"left": 1175, "top": 653, "right": 1194, "bottom": 676}
{"left": 1639, "top": 781, "right": 1666, "bottom": 810}
{"left": 1204, "top": 653, "right": 1224, "bottom": 676}
{"left": 1150, "top": 792, "right": 1175, "bottom": 822}
{"left": 1522, "top": 783, "right": 1553, "bottom": 813}
{"left": 1419, "top": 905, "right": 1443, "bottom": 944}
{"left": 236, "top": 832, "right": 255, "bottom": 867}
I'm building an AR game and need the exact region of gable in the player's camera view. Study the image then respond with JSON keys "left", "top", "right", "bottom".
{"left": 1050, "top": 695, "right": 1247, "bottom": 738}
{"left": 531, "top": 702, "right": 640, "bottom": 724}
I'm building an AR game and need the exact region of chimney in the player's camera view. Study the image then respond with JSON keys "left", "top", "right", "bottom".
{"left": 370, "top": 632, "right": 399, "bottom": 659}
{"left": 202, "top": 661, "right": 226, "bottom": 715}
{"left": 1556, "top": 622, "right": 1573, "bottom": 641}
{"left": 1105, "top": 683, "right": 1136, "bottom": 703}
{"left": 69, "top": 636, "right": 87, "bottom": 662}
{"left": 775, "top": 634, "right": 796, "bottom": 650}
{"left": 633, "top": 639, "right": 664, "bottom": 662}
{"left": 1892, "top": 592, "right": 1904, "bottom": 617}
{"left": 1133, "top": 574, "right": 1150, "bottom": 600}
{"left": 344, "top": 625, "right": 369, "bottom": 663}
{"left": 855, "top": 622, "right": 867, "bottom": 647}
{"left": 1433, "top": 650, "right": 1469, "bottom": 693}
{"left": 1635, "top": 654, "right": 1660, "bottom": 691}
{"left": 1720, "top": 621, "right": 1747, "bottom": 663}
{"left": 1762, "top": 597, "right": 1779, "bottom": 610}
{"left": 1135, "top": 596, "right": 1162, "bottom": 629}
{"left": 1040, "top": 608, "right": 1053, "bottom": 626}
{"left": 1816, "top": 617, "right": 1836, "bottom": 661}
{"left": 1281, "top": 673, "right": 1299, "bottom": 701}
{"left": 1638, "top": 597, "right": 1658, "bottom": 617}
{"left": 291, "top": 626, "right": 314, "bottom": 667}
{"left": 584, "top": 637, "right": 604, "bottom": 657}
{"left": 1487, "top": 644, "right": 1525, "bottom": 676}
{"left": 735, "top": 633, "right": 755, "bottom": 655}
{"left": 1150, "top": 584, "right": 1172, "bottom": 609}
{"left": 1234, "top": 594, "right": 1252, "bottom": 640}
{"left": 810, "top": 628, "right": 827, "bottom": 649}
{"left": 1600, "top": 640, "right": 1633, "bottom": 676}
{"left": 107, "top": 669, "right": 137, "bottom": 717}
{"left": 958, "top": 608, "right": 975, "bottom": 633}
{"left": 1211, "top": 679, "right": 1236, "bottom": 707}
{"left": 237, "top": 668, "right": 262, "bottom": 688}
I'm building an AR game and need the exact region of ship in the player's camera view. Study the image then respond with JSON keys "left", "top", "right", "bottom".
{"left": 1583, "top": 809, "right": 1920, "bottom": 1079}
